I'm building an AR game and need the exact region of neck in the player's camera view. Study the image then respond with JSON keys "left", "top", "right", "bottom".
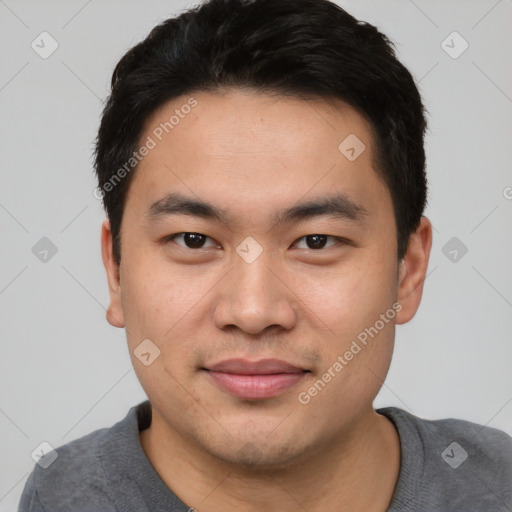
{"left": 140, "top": 406, "right": 401, "bottom": 512}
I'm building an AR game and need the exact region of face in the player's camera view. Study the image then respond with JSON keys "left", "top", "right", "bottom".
{"left": 102, "top": 90, "right": 431, "bottom": 467}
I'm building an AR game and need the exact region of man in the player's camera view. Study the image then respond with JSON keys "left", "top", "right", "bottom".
{"left": 18, "top": 0, "right": 512, "bottom": 510}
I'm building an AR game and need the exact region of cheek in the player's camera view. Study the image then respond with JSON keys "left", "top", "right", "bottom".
{"left": 120, "top": 261, "right": 203, "bottom": 398}
{"left": 120, "top": 253, "right": 221, "bottom": 365}
{"left": 120, "top": 257, "right": 182, "bottom": 341}
{"left": 306, "top": 255, "right": 397, "bottom": 331}
{"left": 303, "top": 253, "right": 398, "bottom": 390}
{"left": 300, "top": 276, "right": 397, "bottom": 409}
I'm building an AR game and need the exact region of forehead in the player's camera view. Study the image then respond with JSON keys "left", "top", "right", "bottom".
{"left": 141, "top": 89, "right": 377, "bottom": 156}
{"left": 127, "top": 90, "right": 391, "bottom": 226}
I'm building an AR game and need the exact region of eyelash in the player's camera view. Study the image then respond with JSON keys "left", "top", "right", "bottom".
{"left": 162, "top": 232, "right": 350, "bottom": 251}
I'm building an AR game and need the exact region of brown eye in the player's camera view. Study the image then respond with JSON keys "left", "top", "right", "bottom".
{"left": 168, "top": 232, "right": 219, "bottom": 249}
{"left": 294, "top": 235, "right": 339, "bottom": 250}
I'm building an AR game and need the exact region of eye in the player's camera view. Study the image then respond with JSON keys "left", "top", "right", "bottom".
{"left": 165, "top": 232, "right": 220, "bottom": 249}
{"left": 293, "top": 234, "right": 343, "bottom": 250}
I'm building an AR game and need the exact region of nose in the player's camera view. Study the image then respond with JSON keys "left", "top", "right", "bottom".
{"left": 212, "top": 248, "right": 297, "bottom": 335}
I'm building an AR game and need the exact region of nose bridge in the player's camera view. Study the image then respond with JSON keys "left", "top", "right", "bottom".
{"left": 232, "top": 246, "right": 281, "bottom": 310}
{"left": 235, "top": 248, "right": 275, "bottom": 298}
{"left": 213, "top": 244, "right": 296, "bottom": 334}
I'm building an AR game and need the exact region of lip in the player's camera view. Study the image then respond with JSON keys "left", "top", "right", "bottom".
{"left": 203, "top": 358, "right": 308, "bottom": 400}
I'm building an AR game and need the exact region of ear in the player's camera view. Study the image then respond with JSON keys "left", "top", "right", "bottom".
{"left": 101, "top": 219, "right": 125, "bottom": 328}
{"left": 395, "top": 216, "right": 433, "bottom": 325}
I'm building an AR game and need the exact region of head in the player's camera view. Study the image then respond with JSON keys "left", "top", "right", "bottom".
{"left": 96, "top": 0, "right": 432, "bottom": 467}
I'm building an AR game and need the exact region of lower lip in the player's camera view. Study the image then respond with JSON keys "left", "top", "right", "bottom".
{"left": 206, "top": 371, "right": 306, "bottom": 400}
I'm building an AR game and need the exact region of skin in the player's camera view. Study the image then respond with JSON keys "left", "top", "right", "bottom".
{"left": 101, "top": 89, "right": 432, "bottom": 512}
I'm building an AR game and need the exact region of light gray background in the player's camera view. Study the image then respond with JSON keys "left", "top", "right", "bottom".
{"left": 1, "top": 0, "right": 511, "bottom": 509}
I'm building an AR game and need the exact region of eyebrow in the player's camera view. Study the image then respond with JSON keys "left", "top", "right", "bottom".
{"left": 146, "top": 192, "right": 368, "bottom": 228}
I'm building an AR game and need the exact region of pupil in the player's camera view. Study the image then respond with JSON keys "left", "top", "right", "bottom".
{"left": 182, "top": 234, "right": 328, "bottom": 249}
{"left": 307, "top": 235, "right": 326, "bottom": 249}
{"left": 185, "top": 233, "right": 205, "bottom": 248}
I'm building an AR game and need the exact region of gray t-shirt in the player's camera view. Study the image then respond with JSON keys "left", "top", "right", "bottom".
{"left": 18, "top": 401, "right": 512, "bottom": 511}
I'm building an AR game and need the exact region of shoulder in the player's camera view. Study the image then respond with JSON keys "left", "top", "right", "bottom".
{"left": 380, "top": 407, "right": 512, "bottom": 511}
{"left": 18, "top": 425, "right": 116, "bottom": 511}
{"left": 18, "top": 403, "right": 146, "bottom": 511}
{"left": 404, "top": 408, "right": 511, "bottom": 467}
{"left": 385, "top": 406, "right": 512, "bottom": 458}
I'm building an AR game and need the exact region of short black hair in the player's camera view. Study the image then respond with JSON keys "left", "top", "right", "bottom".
{"left": 94, "top": 0, "right": 428, "bottom": 264}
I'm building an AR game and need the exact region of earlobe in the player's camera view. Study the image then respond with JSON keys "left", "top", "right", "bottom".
{"left": 395, "top": 216, "right": 433, "bottom": 325}
{"left": 101, "top": 219, "right": 125, "bottom": 328}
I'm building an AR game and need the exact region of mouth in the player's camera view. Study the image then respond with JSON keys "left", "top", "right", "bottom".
{"left": 202, "top": 358, "right": 310, "bottom": 400}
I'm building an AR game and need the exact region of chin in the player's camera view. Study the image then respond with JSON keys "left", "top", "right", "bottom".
{"left": 196, "top": 427, "right": 310, "bottom": 470}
